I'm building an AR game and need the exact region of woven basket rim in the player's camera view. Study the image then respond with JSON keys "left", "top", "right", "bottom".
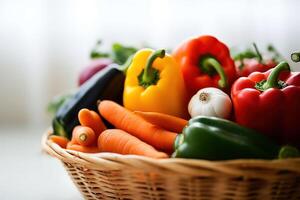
{"left": 42, "top": 128, "right": 300, "bottom": 178}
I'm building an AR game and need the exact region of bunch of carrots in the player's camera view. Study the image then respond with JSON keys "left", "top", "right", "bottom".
{"left": 49, "top": 100, "right": 188, "bottom": 158}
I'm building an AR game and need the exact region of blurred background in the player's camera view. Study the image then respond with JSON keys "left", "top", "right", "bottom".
{"left": 1, "top": 0, "right": 300, "bottom": 199}
{"left": 1, "top": 0, "right": 300, "bottom": 129}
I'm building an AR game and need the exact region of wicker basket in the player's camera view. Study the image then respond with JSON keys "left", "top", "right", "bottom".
{"left": 42, "top": 129, "right": 300, "bottom": 200}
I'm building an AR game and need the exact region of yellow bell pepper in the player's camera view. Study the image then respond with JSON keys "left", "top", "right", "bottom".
{"left": 123, "top": 48, "right": 188, "bottom": 118}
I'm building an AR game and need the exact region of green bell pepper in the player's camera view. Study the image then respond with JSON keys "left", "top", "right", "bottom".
{"left": 172, "top": 116, "right": 280, "bottom": 160}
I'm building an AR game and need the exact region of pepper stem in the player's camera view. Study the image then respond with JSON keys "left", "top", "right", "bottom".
{"left": 291, "top": 52, "right": 300, "bottom": 62}
{"left": 142, "top": 49, "right": 165, "bottom": 83}
{"left": 278, "top": 145, "right": 300, "bottom": 159}
{"left": 253, "top": 43, "right": 263, "bottom": 63}
{"left": 261, "top": 61, "right": 290, "bottom": 90}
{"left": 200, "top": 57, "right": 228, "bottom": 88}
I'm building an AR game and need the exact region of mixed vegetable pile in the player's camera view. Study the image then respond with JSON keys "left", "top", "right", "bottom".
{"left": 48, "top": 35, "right": 300, "bottom": 160}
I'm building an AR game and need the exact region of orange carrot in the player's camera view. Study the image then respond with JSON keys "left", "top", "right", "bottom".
{"left": 66, "top": 143, "right": 99, "bottom": 153}
{"left": 98, "top": 129, "right": 168, "bottom": 158}
{"left": 49, "top": 135, "right": 69, "bottom": 148}
{"left": 134, "top": 111, "right": 188, "bottom": 133}
{"left": 78, "top": 108, "right": 106, "bottom": 137}
{"left": 98, "top": 100, "right": 178, "bottom": 152}
{"left": 69, "top": 126, "right": 81, "bottom": 145}
{"left": 72, "top": 125, "right": 96, "bottom": 146}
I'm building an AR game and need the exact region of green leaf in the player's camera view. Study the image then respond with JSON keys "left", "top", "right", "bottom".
{"left": 267, "top": 44, "right": 285, "bottom": 62}
{"left": 90, "top": 51, "right": 110, "bottom": 59}
{"left": 111, "top": 43, "right": 138, "bottom": 65}
{"left": 233, "top": 50, "right": 257, "bottom": 61}
{"left": 47, "top": 93, "right": 73, "bottom": 116}
{"left": 90, "top": 40, "right": 110, "bottom": 59}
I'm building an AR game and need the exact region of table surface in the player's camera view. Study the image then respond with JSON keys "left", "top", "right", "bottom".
{"left": 0, "top": 127, "right": 83, "bottom": 200}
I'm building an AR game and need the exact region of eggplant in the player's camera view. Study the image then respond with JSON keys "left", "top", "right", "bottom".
{"left": 53, "top": 64, "right": 125, "bottom": 139}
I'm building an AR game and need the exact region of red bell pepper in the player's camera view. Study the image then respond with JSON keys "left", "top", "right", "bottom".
{"left": 235, "top": 43, "right": 277, "bottom": 77}
{"left": 231, "top": 61, "right": 300, "bottom": 147}
{"left": 173, "top": 35, "right": 236, "bottom": 97}
{"left": 235, "top": 59, "right": 277, "bottom": 77}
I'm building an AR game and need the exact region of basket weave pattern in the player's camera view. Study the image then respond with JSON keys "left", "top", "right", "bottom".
{"left": 43, "top": 131, "right": 300, "bottom": 200}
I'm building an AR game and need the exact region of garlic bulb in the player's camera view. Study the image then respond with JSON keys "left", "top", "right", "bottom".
{"left": 188, "top": 87, "right": 232, "bottom": 119}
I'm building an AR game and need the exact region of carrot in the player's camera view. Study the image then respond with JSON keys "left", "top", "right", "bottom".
{"left": 49, "top": 135, "right": 69, "bottom": 148}
{"left": 66, "top": 143, "right": 99, "bottom": 153}
{"left": 66, "top": 126, "right": 98, "bottom": 153}
{"left": 72, "top": 125, "right": 96, "bottom": 146}
{"left": 78, "top": 108, "right": 106, "bottom": 137}
{"left": 98, "top": 129, "right": 168, "bottom": 158}
{"left": 134, "top": 111, "right": 188, "bottom": 133}
{"left": 98, "top": 100, "right": 178, "bottom": 152}
{"left": 69, "top": 126, "right": 81, "bottom": 145}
